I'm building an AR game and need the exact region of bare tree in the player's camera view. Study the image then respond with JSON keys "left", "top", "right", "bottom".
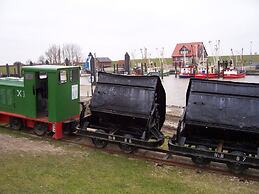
{"left": 45, "top": 44, "right": 60, "bottom": 64}
{"left": 42, "top": 43, "right": 82, "bottom": 65}
{"left": 62, "top": 43, "right": 82, "bottom": 65}
{"left": 25, "top": 59, "right": 32, "bottom": 65}
{"left": 38, "top": 55, "right": 45, "bottom": 64}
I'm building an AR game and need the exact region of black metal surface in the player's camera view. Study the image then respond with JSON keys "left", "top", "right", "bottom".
{"left": 77, "top": 128, "right": 164, "bottom": 148}
{"left": 76, "top": 129, "right": 259, "bottom": 169}
{"left": 90, "top": 72, "right": 165, "bottom": 129}
{"left": 81, "top": 72, "right": 166, "bottom": 147}
{"left": 168, "top": 138, "right": 259, "bottom": 169}
{"left": 170, "top": 78, "right": 259, "bottom": 169}
{"left": 124, "top": 52, "right": 130, "bottom": 74}
{"left": 185, "top": 78, "right": 259, "bottom": 133}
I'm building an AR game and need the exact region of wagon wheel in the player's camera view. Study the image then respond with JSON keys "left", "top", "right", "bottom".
{"left": 91, "top": 129, "right": 108, "bottom": 148}
{"left": 119, "top": 134, "right": 137, "bottom": 154}
{"left": 9, "top": 117, "right": 23, "bottom": 130}
{"left": 227, "top": 151, "right": 248, "bottom": 174}
{"left": 33, "top": 122, "right": 48, "bottom": 136}
{"left": 63, "top": 122, "right": 77, "bottom": 135}
{"left": 191, "top": 145, "right": 211, "bottom": 167}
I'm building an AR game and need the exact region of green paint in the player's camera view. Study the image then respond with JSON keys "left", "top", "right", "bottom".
{"left": 0, "top": 65, "right": 80, "bottom": 122}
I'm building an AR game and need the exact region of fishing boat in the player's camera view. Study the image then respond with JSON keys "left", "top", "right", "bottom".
{"left": 194, "top": 64, "right": 218, "bottom": 79}
{"left": 179, "top": 65, "right": 195, "bottom": 78}
{"left": 222, "top": 49, "right": 246, "bottom": 79}
{"left": 223, "top": 67, "right": 246, "bottom": 79}
{"left": 195, "top": 73, "right": 218, "bottom": 79}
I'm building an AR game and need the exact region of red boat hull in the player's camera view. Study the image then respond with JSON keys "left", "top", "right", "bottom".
{"left": 194, "top": 73, "right": 218, "bottom": 79}
{"left": 179, "top": 73, "right": 195, "bottom": 78}
{"left": 223, "top": 73, "right": 246, "bottom": 79}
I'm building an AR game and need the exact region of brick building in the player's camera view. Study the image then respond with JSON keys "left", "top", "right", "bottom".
{"left": 172, "top": 42, "right": 208, "bottom": 67}
{"left": 95, "top": 57, "right": 112, "bottom": 70}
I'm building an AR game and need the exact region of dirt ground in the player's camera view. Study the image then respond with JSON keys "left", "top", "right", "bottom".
{"left": 0, "top": 134, "right": 64, "bottom": 154}
{"left": 164, "top": 105, "right": 184, "bottom": 129}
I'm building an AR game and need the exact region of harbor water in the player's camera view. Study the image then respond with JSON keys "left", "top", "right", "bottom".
{"left": 80, "top": 75, "right": 259, "bottom": 107}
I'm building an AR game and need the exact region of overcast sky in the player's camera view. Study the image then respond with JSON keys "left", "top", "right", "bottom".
{"left": 0, "top": 0, "right": 258, "bottom": 64}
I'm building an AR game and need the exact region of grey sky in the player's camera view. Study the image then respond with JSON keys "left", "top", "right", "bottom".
{"left": 0, "top": 0, "right": 258, "bottom": 64}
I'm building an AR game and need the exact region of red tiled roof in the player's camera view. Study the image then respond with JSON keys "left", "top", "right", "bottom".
{"left": 172, "top": 42, "right": 205, "bottom": 57}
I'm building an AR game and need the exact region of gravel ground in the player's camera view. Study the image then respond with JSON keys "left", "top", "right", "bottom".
{"left": 0, "top": 134, "right": 64, "bottom": 154}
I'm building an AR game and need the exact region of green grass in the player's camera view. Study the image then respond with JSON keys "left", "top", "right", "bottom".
{"left": 0, "top": 65, "right": 18, "bottom": 75}
{"left": 0, "top": 128, "right": 259, "bottom": 194}
{"left": 112, "top": 54, "right": 259, "bottom": 68}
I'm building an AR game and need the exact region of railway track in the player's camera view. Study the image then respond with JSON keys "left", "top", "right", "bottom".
{"left": 3, "top": 126, "right": 258, "bottom": 182}
{"left": 61, "top": 135, "right": 259, "bottom": 182}
{"left": 1, "top": 126, "right": 259, "bottom": 181}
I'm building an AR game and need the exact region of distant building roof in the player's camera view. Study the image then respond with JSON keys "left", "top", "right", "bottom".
{"left": 116, "top": 60, "right": 125, "bottom": 65}
{"left": 172, "top": 42, "right": 207, "bottom": 58}
{"left": 96, "top": 57, "right": 112, "bottom": 63}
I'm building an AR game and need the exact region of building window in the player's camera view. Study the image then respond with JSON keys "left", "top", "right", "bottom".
{"left": 180, "top": 46, "right": 189, "bottom": 55}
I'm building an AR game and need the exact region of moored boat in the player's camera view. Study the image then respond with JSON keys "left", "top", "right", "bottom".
{"left": 179, "top": 65, "right": 195, "bottom": 78}
{"left": 223, "top": 68, "right": 246, "bottom": 79}
{"left": 194, "top": 73, "right": 218, "bottom": 79}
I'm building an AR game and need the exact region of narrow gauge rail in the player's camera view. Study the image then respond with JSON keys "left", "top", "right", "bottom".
{"left": 2, "top": 125, "right": 259, "bottom": 182}
{"left": 76, "top": 129, "right": 259, "bottom": 173}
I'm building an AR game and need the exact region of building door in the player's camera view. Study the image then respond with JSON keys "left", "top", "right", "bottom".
{"left": 36, "top": 72, "right": 48, "bottom": 117}
{"left": 24, "top": 71, "right": 37, "bottom": 118}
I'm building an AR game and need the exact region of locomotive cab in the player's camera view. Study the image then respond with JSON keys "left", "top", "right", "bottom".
{"left": 22, "top": 65, "right": 80, "bottom": 122}
{"left": 0, "top": 65, "right": 80, "bottom": 139}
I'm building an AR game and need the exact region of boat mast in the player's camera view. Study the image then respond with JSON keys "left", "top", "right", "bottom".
{"left": 160, "top": 47, "right": 164, "bottom": 80}
{"left": 183, "top": 47, "right": 186, "bottom": 66}
{"left": 140, "top": 48, "right": 144, "bottom": 75}
{"left": 241, "top": 48, "right": 244, "bottom": 69}
{"left": 231, "top": 49, "right": 235, "bottom": 66}
{"left": 130, "top": 50, "right": 136, "bottom": 68}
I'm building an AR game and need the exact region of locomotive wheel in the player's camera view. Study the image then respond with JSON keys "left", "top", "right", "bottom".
{"left": 227, "top": 151, "right": 248, "bottom": 174}
{"left": 191, "top": 145, "right": 211, "bottom": 166}
{"left": 63, "top": 122, "right": 76, "bottom": 135}
{"left": 33, "top": 122, "right": 48, "bottom": 136}
{"left": 91, "top": 129, "right": 108, "bottom": 148}
{"left": 10, "top": 117, "right": 23, "bottom": 130}
{"left": 119, "top": 134, "right": 137, "bottom": 154}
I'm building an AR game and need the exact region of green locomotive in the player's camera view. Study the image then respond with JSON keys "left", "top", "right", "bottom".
{"left": 0, "top": 65, "right": 80, "bottom": 139}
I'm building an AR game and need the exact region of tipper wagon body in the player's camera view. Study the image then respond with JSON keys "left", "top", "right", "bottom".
{"left": 169, "top": 78, "right": 259, "bottom": 173}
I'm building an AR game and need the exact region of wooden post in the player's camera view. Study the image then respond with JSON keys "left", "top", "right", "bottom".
{"left": 206, "top": 60, "right": 209, "bottom": 79}
{"left": 161, "top": 62, "right": 164, "bottom": 80}
{"left": 175, "top": 62, "right": 177, "bottom": 78}
{"left": 6, "top": 64, "right": 10, "bottom": 77}
{"left": 218, "top": 61, "right": 221, "bottom": 78}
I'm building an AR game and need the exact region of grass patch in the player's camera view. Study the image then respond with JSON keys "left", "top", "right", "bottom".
{"left": 0, "top": 128, "right": 259, "bottom": 194}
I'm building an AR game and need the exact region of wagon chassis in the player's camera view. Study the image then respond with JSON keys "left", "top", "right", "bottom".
{"left": 76, "top": 128, "right": 259, "bottom": 172}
